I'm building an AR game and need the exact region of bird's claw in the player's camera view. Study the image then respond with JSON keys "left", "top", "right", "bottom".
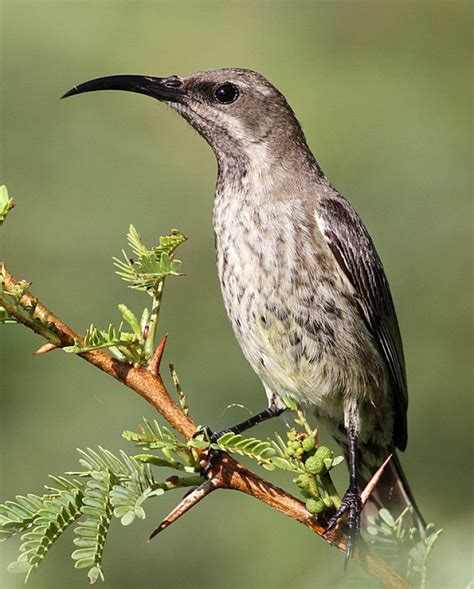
{"left": 193, "top": 425, "right": 227, "bottom": 477}
{"left": 325, "top": 487, "right": 361, "bottom": 564}
{"left": 193, "top": 424, "right": 228, "bottom": 445}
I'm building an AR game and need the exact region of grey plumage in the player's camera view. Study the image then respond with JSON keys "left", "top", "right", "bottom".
{"left": 176, "top": 69, "right": 399, "bottom": 461}
{"left": 63, "top": 67, "right": 425, "bottom": 555}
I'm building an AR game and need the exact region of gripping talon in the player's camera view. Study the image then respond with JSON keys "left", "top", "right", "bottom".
{"left": 193, "top": 402, "right": 285, "bottom": 476}
{"left": 193, "top": 425, "right": 229, "bottom": 476}
{"left": 325, "top": 487, "right": 361, "bottom": 563}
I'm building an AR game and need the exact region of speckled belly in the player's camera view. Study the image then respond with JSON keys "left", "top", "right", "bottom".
{"left": 213, "top": 198, "right": 391, "bottom": 449}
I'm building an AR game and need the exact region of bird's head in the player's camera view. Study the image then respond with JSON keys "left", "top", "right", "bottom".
{"left": 62, "top": 68, "right": 315, "bottom": 174}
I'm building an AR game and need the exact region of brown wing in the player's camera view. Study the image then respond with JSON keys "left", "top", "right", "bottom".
{"left": 319, "top": 195, "right": 408, "bottom": 450}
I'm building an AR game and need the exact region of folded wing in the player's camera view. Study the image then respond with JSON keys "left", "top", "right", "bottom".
{"left": 318, "top": 195, "right": 408, "bottom": 450}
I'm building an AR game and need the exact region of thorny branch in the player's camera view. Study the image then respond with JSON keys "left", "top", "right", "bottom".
{"left": 0, "top": 264, "right": 409, "bottom": 589}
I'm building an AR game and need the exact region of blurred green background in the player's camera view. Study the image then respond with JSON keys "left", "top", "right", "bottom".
{"left": 1, "top": 1, "right": 472, "bottom": 587}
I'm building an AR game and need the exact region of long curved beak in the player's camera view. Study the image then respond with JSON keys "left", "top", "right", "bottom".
{"left": 61, "top": 74, "right": 186, "bottom": 102}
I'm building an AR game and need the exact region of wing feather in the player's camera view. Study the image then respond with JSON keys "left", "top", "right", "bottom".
{"left": 319, "top": 195, "right": 408, "bottom": 450}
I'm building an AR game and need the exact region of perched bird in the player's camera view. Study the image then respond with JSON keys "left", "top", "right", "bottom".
{"left": 63, "top": 68, "right": 425, "bottom": 558}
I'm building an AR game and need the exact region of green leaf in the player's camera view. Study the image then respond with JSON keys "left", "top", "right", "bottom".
{"left": 127, "top": 225, "right": 148, "bottom": 257}
{"left": 367, "top": 506, "right": 442, "bottom": 584}
{"left": 379, "top": 508, "right": 395, "bottom": 527}
{"left": 118, "top": 304, "right": 142, "bottom": 339}
{"left": 63, "top": 321, "right": 143, "bottom": 364}
{"left": 366, "top": 526, "right": 379, "bottom": 536}
{"left": 323, "top": 458, "right": 333, "bottom": 471}
{"left": 160, "top": 252, "right": 171, "bottom": 273}
{"left": 7, "top": 560, "right": 31, "bottom": 574}
{"left": 188, "top": 439, "right": 210, "bottom": 449}
{"left": 72, "top": 472, "right": 115, "bottom": 584}
{"left": 170, "top": 260, "right": 182, "bottom": 273}
{"left": 330, "top": 455, "right": 344, "bottom": 468}
{"left": 74, "top": 557, "right": 96, "bottom": 570}
{"left": 140, "top": 307, "right": 150, "bottom": 334}
{"left": 133, "top": 454, "right": 177, "bottom": 468}
{"left": 0, "top": 185, "right": 14, "bottom": 225}
{"left": 0, "top": 494, "right": 53, "bottom": 541}
{"left": 268, "top": 455, "right": 304, "bottom": 473}
{"left": 119, "top": 511, "right": 136, "bottom": 527}
{"left": 113, "top": 227, "right": 186, "bottom": 292}
{"left": 122, "top": 419, "right": 196, "bottom": 469}
{"left": 109, "top": 452, "right": 156, "bottom": 526}
{"left": 7, "top": 486, "right": 83, "bottom": 582}
{"left": 88, "top": 565, "right": 104, "bottom": 584}
{"left": 147, "top": 488, "right": 165, "bottom": 499}
{"left": 215, "top": 432, "right": 236, "bottom": 446}
{"left": 212, "top": 432, "right": 277, "bottom": 467}
{"left": 154, "top": 229, "right": 187, "bottom": 256}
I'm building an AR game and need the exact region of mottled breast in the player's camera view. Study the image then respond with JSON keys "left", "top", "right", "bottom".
{"left": 213, "top": 187, "right": 390, "bottom": 444}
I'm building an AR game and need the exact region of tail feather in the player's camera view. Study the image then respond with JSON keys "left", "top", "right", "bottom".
{"left": 359, "top": 452, "right": 426, "bottom": 537}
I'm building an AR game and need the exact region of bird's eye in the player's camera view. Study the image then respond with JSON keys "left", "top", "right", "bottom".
{"left": 214, "top": 83, "right": 239, "bottom": 104}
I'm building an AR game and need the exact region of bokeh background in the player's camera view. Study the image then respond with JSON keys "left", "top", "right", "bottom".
{"left": 1, "top": 1, "right": 472, "bottom": 587}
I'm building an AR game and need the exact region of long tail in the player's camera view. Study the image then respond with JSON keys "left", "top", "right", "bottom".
{"left": 359, "top": 452, "right": 426, "bottom": 537}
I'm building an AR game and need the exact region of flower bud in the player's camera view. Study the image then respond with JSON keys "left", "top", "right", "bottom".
{"left": 302, "top": 437, "right": 316, "bottom": 454}
{"left": 315, "top": 446, "right": 333, "bottom": 462}
{"left": 306, "top": 498, "right": 326, "bottom": 515}
{"left": 304, "top": 455, "right": 324, "bottom": 475}
{"left": 295, "top": 474, "right": 311, "bottom": 490}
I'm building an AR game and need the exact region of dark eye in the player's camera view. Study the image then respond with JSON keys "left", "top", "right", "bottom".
{"left": 214, "top": 83, "right": 239, "bottom": 104}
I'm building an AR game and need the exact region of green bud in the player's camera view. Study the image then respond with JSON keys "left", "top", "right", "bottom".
{"left": 306, "top": 498, "right": 326, "bottom": 515}
{"left": 285, "top": 446, "right": 295, "bottom": 457}
{"left": 304, "top": 455, "right": 324, "bottom": 475}
{"left": 295, "top": 474, "right": 311, "bottom": 490}
{"left": 294, "top": 448, "right": 304, "bottom": 459}
{"left": 304, "top": 447, "right": 334, "bottom": 474}
{"left": 302, "top": 437, "right": 316, "bottom": 454}
{"left": 315, "top": 446, "right": 334, "bottom": 462}
{"left": 290, "top": 440, "right": 301, "bottom": 450}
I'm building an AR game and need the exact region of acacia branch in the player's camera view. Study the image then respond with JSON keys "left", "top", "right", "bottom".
{"left": 0, "top": 264, "right": 409, "bottom": 589}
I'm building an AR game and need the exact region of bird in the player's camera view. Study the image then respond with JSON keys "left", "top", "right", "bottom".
{"left": 62, "top": 68, "right": 425, "bottom": 559}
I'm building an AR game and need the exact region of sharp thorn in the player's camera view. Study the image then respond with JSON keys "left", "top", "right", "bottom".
{"left": 148, "top": 478, "right": 216, "bottom": 541}
{"left": 361, "top": 453, "right": 393, "bottom": 507}
{"left": 148, "top": 333, "right": 168, "bottom": 376}
{"left": 34, "top": 342, "right": 59, "bottom": 355}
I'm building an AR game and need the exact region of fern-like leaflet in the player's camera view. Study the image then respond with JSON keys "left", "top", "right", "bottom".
{"left": 0, "top": 493, "right": 49, "bottom": 541}
{"left": 0, "top": 184, "right": 14, "bottom": 225}
{"left": 210, "top": 432, "right": 277, "bottom": 469}
{"left": 110, "top": 461, "right": 160, "bottom": 526}
{"left": 124, "top": 418, "right": 199, "bottom": 473}
{"left": 63, "top": 304, "right": 149, "bottom": 364}
{"left": 0, "top": 422, "right": 442, "bottom": 586}
{"left": 72, "top": 471, "right": 117, "bottom": 583}
{"left": 113, "top": 226, "right": 186, "bottom": 293}
{"left": 6, "top": 478, "right": 83, "bottom": 581}
{"left": 71, "top": 446, "right": 161, "bottom": 527}
{"left": 367, "top": 507, "right": 443, "bottom": 589}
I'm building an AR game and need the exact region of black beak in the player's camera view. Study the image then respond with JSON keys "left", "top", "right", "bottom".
{"left": 61, "top": 74, "right": 186, "bottom": 102}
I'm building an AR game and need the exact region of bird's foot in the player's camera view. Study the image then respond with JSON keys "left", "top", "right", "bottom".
{"left": 325, "top": 486, "right": 361, "bottom": 564}
{"left": 194, "top": 424, "right": 231, "bottom": 445}
{"left": 193, "top": 426, "right": 229, "bottom": 477}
